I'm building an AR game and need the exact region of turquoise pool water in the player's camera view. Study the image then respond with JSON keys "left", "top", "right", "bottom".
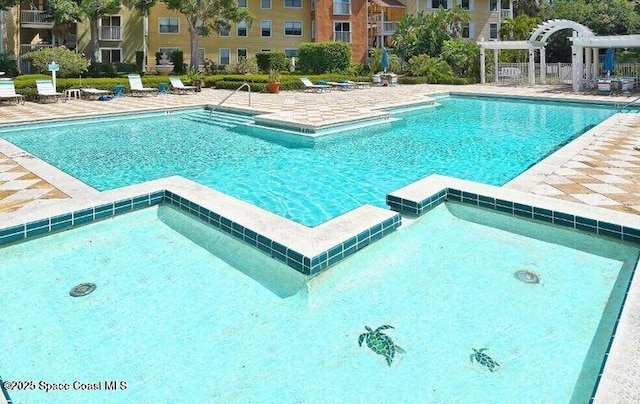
{"left": 0, "top": 96, "right": 615, "bottom": 226}
{"left": 0, "top": 202, "right": 635, "bottom": 403}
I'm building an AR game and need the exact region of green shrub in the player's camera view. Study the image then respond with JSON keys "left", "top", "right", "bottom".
{"left": 405, "top": 54, "right": 455, "bottom": 83}
{"left": 135, "top": 51, "right": 144, "bottom": 72}
{"left": 367, "top": 48, "right": 401, "bottom": 73}
{"left": 0, "top": 54, "right": 18, "bottom": 77}
{"left": 297, "top": 42, "right": 352, "bottom": 74}
{"left": 229, "top": 56, "right": 259, "bottom": 75}
{"left": 87, "top": 63, "right": 118, "bottom": 78}
{"left": 113, "top": 63, "right": 137, "bottom": 74}
{"left": 441, "top": 38, "right": 480, "bottom": 80}
{"left": 171, "top": 50, "right": 185, "bottom": 74}
{"left": 255, "top": 51, "right": 287, "bottom": 73}
{"left": 21, "top": 47, "right": 88, "bottom": 78}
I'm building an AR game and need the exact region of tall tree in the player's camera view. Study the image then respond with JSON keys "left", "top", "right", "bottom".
{"left": 47, "top": 0, "right": 121, "bottom": 62}
{"left": 164, "top": 0, "right": 252, "bottom": 69}
{"left": 0, "top": 0, "right": 18, "bottom": 11}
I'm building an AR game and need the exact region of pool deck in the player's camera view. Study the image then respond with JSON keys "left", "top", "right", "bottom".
{"left": 1, "top": 83, "right": 640, "bottom": 402}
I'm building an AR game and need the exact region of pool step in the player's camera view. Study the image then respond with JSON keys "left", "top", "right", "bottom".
{"left": 181, "top": 110, "right": 254, "bottom": 128}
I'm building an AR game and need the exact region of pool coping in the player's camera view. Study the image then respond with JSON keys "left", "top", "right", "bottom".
{"left": 0, "top": 176, "right": 400, "bottom": 276}
{"left": 387, "top": 174, "right": 640, "bottom": 403}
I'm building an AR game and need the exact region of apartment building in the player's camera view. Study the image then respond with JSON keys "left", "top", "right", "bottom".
{"left": 1, "top": 0, "right": 513, "bottom": 69}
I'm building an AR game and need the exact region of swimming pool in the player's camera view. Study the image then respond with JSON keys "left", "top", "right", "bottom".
{"left": 0, "top": 96, "right": 615, "bottom": 226}
{"left": 0, "top": 198, "right": 635, "bottom": 403}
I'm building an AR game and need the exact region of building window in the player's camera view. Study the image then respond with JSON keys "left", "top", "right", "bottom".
{"left": 159, "top": 17, "right": 179, "bottom": 33}
{"left": 333, "top": 0, "right": 351, "bottom": 15}
{"left": 237, "top": 48, "right": 248, "bottom": 61}
{"left": 311, "top": 20, "right": 315, "bottom": 39}
{"left": 333, "top": 22, "right": 350, "bottom": 43}
{"left": 196, "top": 21, "right": 207, "bottom": 36}
{"left": 458, "top": 0, "right": 472, "bottom": 10}
{"left": 100, "top": 48, "right": 121, "bottom": 63}
{"left": 311, "top": 0, "right": 315, "bottom": 10}
{"left": 237, "top": 20, "right": 248, "bottom": 37}
{"left": 238, "top": 0, "right": 247, "bottom": 7}
{"left": 260, "top": 48, "right": 271, "bottom": 52}
{"left": 489, "top": 23, "right": 498, "bottom": 39}
{"left": 219, "top": 48, "right": 230, "bottom": 65}
{"left": 261, "top": 0, "right": 271, "bottom": 8}
{"left": 261, "top": 20, "right": 271, "bottom": 37}
{"left": 284, "top": 49, "right": 298, "bottom": 58}
{"left": 158, "top": 48, "right": 179, "bottom": 61}
{"left": 284, "top": 0, "right": 301, "bottom": 8}
{"left": 489, "top": 0, "right": 497, "bottom": 11}
{"left": 462, "top": 23, "right": 473, "bottom": 39}
{"left": 99, "top": 15, "right": 122, "bottom": 40}
{"left": 284, "top": 21, "right": 302, "bottom": 36}
{"left": 198, "top": 48, "right": 205, "bottom": 65}
{"left": 431, "top": 0, "right": 447, "bottom": 8}
{"left": 219, "top": 22, "right": 230, "bottom": 37}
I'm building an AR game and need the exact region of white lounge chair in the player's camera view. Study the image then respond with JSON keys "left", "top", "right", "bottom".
{"left": 127, "top": 74, "right": 158, "bottom": 97}
{"left": 0, "top": 81, "right": 25, "bottom": 105}
{"left": 169, "top": 77, "right": 196, "bottom": 94}
{"left": 36, "top": 79, "right": 64, "bottom": 103}
{"left": 299, "top": 77, "right": 331, "bottom": 93}
{"left": 81, "top": 88, "right": 113, "bottom": 100}
{"left": 327, "top": 81, "right": 355, "bottom": 91}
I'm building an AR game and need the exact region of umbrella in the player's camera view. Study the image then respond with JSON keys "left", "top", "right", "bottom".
{"left": 381, "top": 47, "right": 390, "bottom": 73}
{"left": 604, "top": 47, "right": 615, "bottom": 77}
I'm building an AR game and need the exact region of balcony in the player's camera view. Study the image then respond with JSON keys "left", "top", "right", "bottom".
{"left": 20, "top": 43, "right": 54, "bottom": 54}
{"left": 20, "top": 10, "right": 54, "bottom": 29}
{"left": 500, "top": 9, "right": 513, "bottom": 20}
{"left": 368, "top": 16, "right": 399, "bottom": 36}
{"left": 100, "top": 27, "right": 122, "bottom": 41}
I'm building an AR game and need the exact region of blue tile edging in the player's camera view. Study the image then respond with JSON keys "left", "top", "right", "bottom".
{"left": 163, "top": 191, "right": 402, "bottom": 275}
{"left": 387, "top": 187, "right": 640, "bottom": 246}
{"left": 0, "top": 190, "right": 402, "bottom": 277}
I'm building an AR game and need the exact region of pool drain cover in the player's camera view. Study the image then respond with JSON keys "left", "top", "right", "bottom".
{"left": 514, "top": 270, "right": 540, "bottom": 284}
{"left": 69, "top": 283, "right": 97, "bottom": 297}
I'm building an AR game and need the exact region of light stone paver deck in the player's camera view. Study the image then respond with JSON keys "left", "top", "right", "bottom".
{"left": 1, "top": 83, "right": 640, "bottom": 402}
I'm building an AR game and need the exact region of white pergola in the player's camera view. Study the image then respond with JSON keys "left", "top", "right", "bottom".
{"left": 479, "top": 40, "right": 541, "bottom": 86}
{"left": 570, "top": 34, "right": 640, "bottom": 91}
{"left": 479, "top": 20, "right": 604, "bottom": 91}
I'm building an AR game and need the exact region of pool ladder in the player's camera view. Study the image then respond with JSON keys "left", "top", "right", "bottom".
{"left": 616, "top": 94, "right": 640, "bottom": 112}
{"left": 209, "top": 82, "right": 251, "bottom": 117}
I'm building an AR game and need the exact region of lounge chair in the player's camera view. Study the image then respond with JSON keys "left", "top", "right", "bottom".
{"left": 81, "top": 88, "right": 113, "bottom": 100}
{"left": 127, "top": 74, "right": 158, "bottom": 97}
{"left": 36, "top": 79, "right": 64, "bottom": 103}
{"left": 327, "top": 81, "right": 355, "bottom": 91}
{"left": 0, "top": 81, "right": 25, "bottom": 105}
{"left": 344, "top": 80, "right": 371, "bottom": 89}
{"left": 169, "top": 77, "right": 196, "bottom": 94}
{"left": 299, "top": 77, "right": 331, "bottom": 93}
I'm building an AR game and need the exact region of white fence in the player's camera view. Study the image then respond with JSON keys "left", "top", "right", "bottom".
{"left": 491, "top": 62, "right": 639, "bottom": 88}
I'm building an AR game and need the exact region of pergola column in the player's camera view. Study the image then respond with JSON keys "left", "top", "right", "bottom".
{"left": 480, "top": 46, "right": 486, "bottom": 84}
{"left": 494, "top": 48, "right": 499, "bottom": 83}
{"left": 592, "top": 48, "right": 599, "bottom": 79}
{"left": 540, "top": 47, "right": 546, "bottom": 84}
{"left": 585, "top": 46, "right": 592, "bottom": 81}
{"left": 571, "top": 44, "right": 584, "bottom": 91}
{"left": 529, "top": 47, "right": 535, "bottom": 85}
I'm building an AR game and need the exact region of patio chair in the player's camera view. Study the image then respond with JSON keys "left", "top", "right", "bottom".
{"left": 0, "top": 81, "right": 25, "bottom": 105}
{"left": 299, "top": 77, "right": 332, "bottom": 93}
{"left": 127, "top": 74, "right": 158, "bottom": 97}
{"left": 344, "top": 80, "right": 371, "bottom": 89}
{"left": 327, "top": 81, "right": 355, "bottom": 91}
{"left": 169, "top": 77, "right": 196, "bottom": 94}
{"left": 81, "top": 88, "right": 113, "bottom": 100}
{"left": 36, "top": 79, "right": 64, "bottom": 103}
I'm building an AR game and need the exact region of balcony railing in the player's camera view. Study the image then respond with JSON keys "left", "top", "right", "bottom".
{"left": 100, "top": 27, "right": 122, "bottom": 41}
{"left": 333, "top": 32, "right": 351, "bottom": 43}
{"left": 500, "top": 9, "right": 512, "bottom": 20}
{"left": 20, "top": 43, "right": 54, "bottom": 54}
{"left": 20, "top": 10, "right": 53, "bottom": 27}
{"left": 333, "top": 2, "right": 351, "bottom": 15}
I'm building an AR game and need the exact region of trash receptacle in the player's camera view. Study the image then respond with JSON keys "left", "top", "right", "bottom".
{"left": 114, "top": 84, "right": 126, "bottom": 97}
{"left": 158, "top": 82, "right": 169, "bottom": 95}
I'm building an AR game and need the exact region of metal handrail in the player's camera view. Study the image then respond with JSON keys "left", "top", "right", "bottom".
{"left": 210, "top": 82, "right": 250, "bottom": 116}
{"left": 617, "top": 94, "right": 640, "bottom": 112}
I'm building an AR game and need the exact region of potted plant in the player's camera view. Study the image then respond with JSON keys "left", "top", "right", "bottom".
{"left": 185, "top": 67, "right": 203, "bottom": 92}
{"left": 266, "top": 69, "right": 281, "bottom": 93}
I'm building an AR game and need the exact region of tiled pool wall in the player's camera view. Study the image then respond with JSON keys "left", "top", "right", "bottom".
{"left": 387, "top": 188, "right": 640, "bottom": 244}
{"left": 0, "top": 190, "right": 400, "bottom": 276}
